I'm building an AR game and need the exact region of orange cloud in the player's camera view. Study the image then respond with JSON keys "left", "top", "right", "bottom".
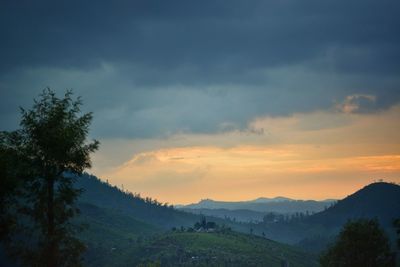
{"left": 95, "top": 105, "right": 400, "bottom": 204}
{"left": 336, "top": 94, "right": 376, "bottom": 114}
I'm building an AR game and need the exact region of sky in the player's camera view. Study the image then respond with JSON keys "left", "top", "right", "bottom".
{"left": 1, "top": 1, "right": 400, "bottom": 204}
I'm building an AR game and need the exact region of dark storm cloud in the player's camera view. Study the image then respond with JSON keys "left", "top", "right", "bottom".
{"left": 1, "top": 0, "right": 400, "bottom": 138}
{"left": 1, "top": 0, "right": 399, "bottom": 75}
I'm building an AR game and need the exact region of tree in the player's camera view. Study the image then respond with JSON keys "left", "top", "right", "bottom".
{"left": 0, "top": 131, "right": 29, "bottom": 241}
{"left": 263, "top": 212, "right": 276, "bottom": 224}
{"left": 320, "top": 219, "right": 396, "bottom": 267}
{"left": 0, "top": 89, "right": 99, "bottom": 267}
{"left": 206, "top": 221, "right": 216, "bottom": 229}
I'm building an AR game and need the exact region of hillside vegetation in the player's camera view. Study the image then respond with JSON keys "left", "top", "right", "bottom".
{"left": 95, "top": 231, "right": 318, "bottom": 267}
{"left": 73, "top": 174, "right": 321, "bottom": 266}
{"left": 251, "top": 182, "right": 400, "bottom": 252}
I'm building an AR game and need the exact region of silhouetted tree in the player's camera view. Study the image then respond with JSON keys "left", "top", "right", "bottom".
{"left": 200, "top": 215, "right": 207, "bottom": 228}
{"left": 1, "top": 89, "right": 99, "bottom": 267}
{"left": 194, "top": 222, "right": 201, "bottom": 230}
{"left": 320, "top": 219, "right": 395, "bottom": 267}
{"left": 206, "top": 221, "right": 216, "bottom": 229}
{"left": 0, "top": 131, "right": 31, "bottom": 241}
{"left": 263, "top": 212, "right": 276, "bottom": 224}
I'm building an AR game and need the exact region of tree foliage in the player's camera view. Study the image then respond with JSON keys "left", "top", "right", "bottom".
{"left": 0, "top": 130, "right": 30, "bottom": 241}
{"left": 0, "top": 89, "right": 99, "bottom": 267}
{"left": 320, "top": 219, "right": 396, "bottom": 267}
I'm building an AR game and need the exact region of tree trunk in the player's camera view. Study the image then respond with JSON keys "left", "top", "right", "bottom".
{"left": 47, "top": 176, "right": 56, "bottom": 267}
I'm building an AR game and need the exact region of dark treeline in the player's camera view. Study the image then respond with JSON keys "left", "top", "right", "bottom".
{"left": 76, "top": 173, "right": 201, "bottom": 229}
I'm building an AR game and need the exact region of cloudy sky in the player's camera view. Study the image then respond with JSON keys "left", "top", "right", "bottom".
{"left": 1, "top": 1, "right": 400, "bottom": 204}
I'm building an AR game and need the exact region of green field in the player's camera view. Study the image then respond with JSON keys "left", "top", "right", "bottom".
{"left": 81, "top": 226, "right": 318, "bottom": 267}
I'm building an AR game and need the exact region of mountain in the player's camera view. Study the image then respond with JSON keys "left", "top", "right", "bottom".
{"left": 2, "top": 174, "right": 199, "bottom": 267}
{"left": 78, "top": 176, "right": 399, "bottom": 253}
{"left": 307, "top": 182, "right": 400, "bottom": 227}
{"left": 76, "top": 173, "right": 201, "bottom": 229}
{"left": 76, "top": 174, "right": 255, "bottom": 231}
{"left": 76, "top": 202, "right": 162, "bottom": 266}
{"left": 3, "top": 174, "right": 397, "bottom": 266}
{"left": 179, "top": 197, "right": 335, "bottom": 214}
{"left": 251, "top": 196, "right": 294, "bottom": 203}
{"left": 72, "top": 174, "right": 319, "bottom": 266}
{"left": 253, "top": 182, "right": 400, "bottom": 252}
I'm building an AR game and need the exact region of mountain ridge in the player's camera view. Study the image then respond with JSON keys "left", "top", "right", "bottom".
{"left": 182, "top": 196, "right": 336, "bottom": 206}
{"left": 73, "top": 173, "right": 321, "bottom": 266}
{"left": 179, "top": 197, "right": 335, "bottom": 214}
{"left": 252, "top": 182, "right": 400, "bottom": 251}
{"left": 307, "top": 182, "right": 400, "bottom": 226}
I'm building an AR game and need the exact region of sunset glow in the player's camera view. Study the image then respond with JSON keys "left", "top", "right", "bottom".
{"left": 94, "top": 105, "right": 400, "bottom": 204}
{"left": 2, "top": 1, "right": 400, "bottom": 206}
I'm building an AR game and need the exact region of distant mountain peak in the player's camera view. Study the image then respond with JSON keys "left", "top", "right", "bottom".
{"left": 200, "top": 198, "right": 215, "bottom": 202}
{"left": 362, "top": 181, "right": 399, "bottom": 190}
{"left": 180, "top": 195, "right": 336, "bottom": 213}
{"left": 251, "top": 196, "right": 293, "bottom": 203}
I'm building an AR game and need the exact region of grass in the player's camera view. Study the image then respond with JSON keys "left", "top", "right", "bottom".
{"left": 132, "top": 231, "right": 319, "bottom": 267}
{"left": 75, "top": 202, "right": 318, "bottom": 267}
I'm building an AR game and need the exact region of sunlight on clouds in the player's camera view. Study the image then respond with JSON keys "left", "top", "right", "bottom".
{"left": 336, "top": 94, "right": 376, "bottom": 114}
{"left": 95, "top": 105, "right": 400, "bottom": 204}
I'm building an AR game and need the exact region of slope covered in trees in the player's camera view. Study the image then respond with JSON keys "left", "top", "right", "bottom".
{"left": 130, "top": 231, "right": 318, "bottom": 267}
{"left": 307, "top": 182, "right": 400, "bottom": 227}
{"left": 251, "top": 182, "right": 400, "bottom": 252}
{"left": 180, "top": 207, "right": 267, "bottom": 222}
{"left": 72, "top": 174, "right": 318, "bottom": 266}
{"left": 77, "top": 174, "right": 203, "bottom": 229}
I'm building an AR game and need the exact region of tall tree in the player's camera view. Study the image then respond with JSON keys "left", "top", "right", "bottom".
{"left": 0, "top": 131, "right": 27, "bottom": 241}
{"left": 320, "top": 219, "right": 396, "bottom": 267}
{"left": 1, "top": 89, "right": 99, "bottom": 267}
